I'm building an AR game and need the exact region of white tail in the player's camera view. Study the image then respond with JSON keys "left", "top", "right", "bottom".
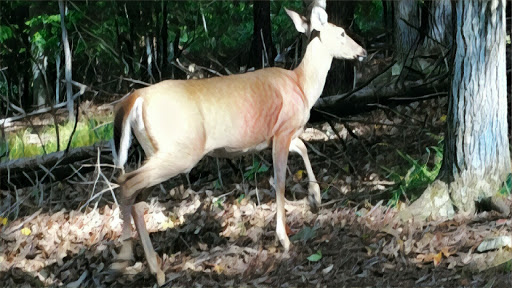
{"left": 111, "top": 7, "right": 366, "bottom": 286}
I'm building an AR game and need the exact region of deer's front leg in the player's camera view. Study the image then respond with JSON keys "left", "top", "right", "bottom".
{"left": 273, "top": 133, "right": 293, "bottom": 251}
{"left": 289, "top": 138, "right": 321, "bottom": 212}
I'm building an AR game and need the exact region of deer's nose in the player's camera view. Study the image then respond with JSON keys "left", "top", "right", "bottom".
{"left": 357, "top": 49, "right": 367, "bottom": 61}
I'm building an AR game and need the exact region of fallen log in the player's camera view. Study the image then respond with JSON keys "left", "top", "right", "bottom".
{"left": 0, "top": 143, "right": 112, "bottom": 190}
{"left": 311, "top": 71, "right": 449, "bottom": 121}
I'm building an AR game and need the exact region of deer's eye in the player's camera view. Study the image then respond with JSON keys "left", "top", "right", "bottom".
{"left": 340, "top": 31, "right": 345, "bottom": 37}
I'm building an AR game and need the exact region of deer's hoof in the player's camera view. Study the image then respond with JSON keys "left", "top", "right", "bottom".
{"left": 156, "top": 270, "right": 166, "bottom": 286}
{"left": 307, "top": 183, "right": 321, "bottom": 213}
{"left": 277, "top": 234, "right": 291, "bottom": 252}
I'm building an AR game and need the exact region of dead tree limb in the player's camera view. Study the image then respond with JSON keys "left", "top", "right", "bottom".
{"left": 0, "top": 143, "right": 112, "bottom": 190}
{"left": 311, "top": 73, "right": 449, "bottom": 121}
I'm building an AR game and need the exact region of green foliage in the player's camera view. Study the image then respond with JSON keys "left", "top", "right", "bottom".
{"left": 503, "top": 259, "right": 512, "bottom": 272}
{"left": 3, "top": 118, "right": 113, "bottom": 161}
{"left": 384, "top": 141, "right": 443, "bottom": 207}
{"left": 0, "top": 25, "right": 14, "bottom": 42}
{"left": 0, "top": 137, "right": 7, "bottom": 159}
{"left": 354, "top": 0, "right": 384, "bottom": 34}
{"left": 237, "top": 193, "right": 245, "bottom": 204}
{"left": 213, "top": 196, "right": 225, "bottom": 210}
{"left": 243, "top": 158, "right": 269, "bottom": 181}
{"left": 24, "top": 12, "right": 77, "bottom": 54}
{"left": 499, "top": 173, "right": 512, "bottom": 196}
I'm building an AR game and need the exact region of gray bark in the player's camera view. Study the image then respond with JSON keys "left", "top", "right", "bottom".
{"left": 393, "top": 0, "right": 420, "bottom": 62}
{"left": 146, "top": 35, "right": 155, "bottom": 83}
{"left": 398, "top": 0, "right": 510, "bottom": 221}
{"left": 55, "top": 53, "right": 61, "bottom": 104}
{"left": 424, "top": 0, "right": 453, "bottom": 50}
{"left": 441, "top": 0, "right": 510, "bottom": 213}
{"left": 59, "top": 0, "right": 74, "bottom": 121}
{"left": 30, "top": 43, "right": 48, "bottom": 107}
{"left": 29, "top": 4, "right": 48, "bottom": 108}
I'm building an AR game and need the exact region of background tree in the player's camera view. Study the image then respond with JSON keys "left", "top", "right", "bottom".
{"left": 249, "top": 0, "right": 275, "bottom": 69}
{"left": 324, "top": 0, "right": 356, "bottom": 95}
{"left": 393, "top": 0, "right": 419, "bottom": 63}
{"left": 405, "top": 0, "right": 511, "bottom": 219}
{"left": 423, "top": 0, "right": 452, "bottom": 50}
{"left": 59, "top": 0, "right": 74, "bottom": 120}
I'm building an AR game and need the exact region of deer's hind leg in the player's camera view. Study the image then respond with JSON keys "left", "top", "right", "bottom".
{"left": 112, "top": 152, "right": 202, "bottom": 286}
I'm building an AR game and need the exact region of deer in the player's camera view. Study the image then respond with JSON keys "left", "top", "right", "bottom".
{"left": 111, "top": 7, "right": 366, "bottom": 286}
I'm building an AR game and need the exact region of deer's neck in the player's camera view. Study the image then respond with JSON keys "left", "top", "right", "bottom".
{"left": 294, "top": 37, "right": 333, "bottom": 110}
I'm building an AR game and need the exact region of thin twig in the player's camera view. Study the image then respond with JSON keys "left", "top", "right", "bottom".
{"left": 65, "top": 99, "right": 80, "bottom": 154}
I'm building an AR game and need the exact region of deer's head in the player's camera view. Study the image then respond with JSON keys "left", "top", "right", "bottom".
{"left": 285, "top": 8, "right": 367, "bottom": 61}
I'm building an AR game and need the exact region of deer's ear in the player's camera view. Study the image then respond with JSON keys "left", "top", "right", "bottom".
{"left": 285, "top": 8, "right": 308, "bottom": 34}
{"left": 309, "top": 6, "right": 328, "bottom": 32}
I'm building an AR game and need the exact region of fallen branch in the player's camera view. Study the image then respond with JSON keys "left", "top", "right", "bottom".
{"left": 312, "top": 73, "right": 449, "bottom": 120}
{"left": 0, "top": 143, "right": 112, "bottom": 190}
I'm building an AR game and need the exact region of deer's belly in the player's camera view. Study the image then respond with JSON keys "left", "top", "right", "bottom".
{"left": 207, "top": 141, "right": 270, "bottom": 159}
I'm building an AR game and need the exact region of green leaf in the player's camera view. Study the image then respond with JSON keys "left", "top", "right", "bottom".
{"left": 499, "top": 173, "right": 512, "bottom": 195}
{"left": 237, "top": 193, "right": 245, "bottom": 204}
{"left": 0, "top": 25, "right": 14, "bottom": 42}
{"left": 290, "top": 225, "right": 318, "bottom": 243}
{"left": 307, "top": 250, "right": 322, "bottom": 262}
{"left": 243, "top": 159, "right": 269, "bottom": 180}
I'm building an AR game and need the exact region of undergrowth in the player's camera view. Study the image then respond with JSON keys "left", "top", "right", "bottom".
{"left": 383, "top": 139, "right": 444, "bottom": 207}
{"left": 1, "top": 118, "right": 113, "bottom": 161}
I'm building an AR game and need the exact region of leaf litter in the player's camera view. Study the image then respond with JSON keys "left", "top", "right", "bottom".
{"left": 1, "top": 97, "right": 512, "bottom": 287}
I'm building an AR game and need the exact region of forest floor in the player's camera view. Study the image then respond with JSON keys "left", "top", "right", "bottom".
{"left": 1, "top": 96, "right": 512, "bottom": 287}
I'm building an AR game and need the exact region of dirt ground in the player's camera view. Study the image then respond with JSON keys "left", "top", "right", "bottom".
{"left": 1, "top": 97, "right": 512, "bottom": 287}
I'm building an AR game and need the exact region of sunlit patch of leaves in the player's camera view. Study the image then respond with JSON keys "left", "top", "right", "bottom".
{"left": 383, "top": 140, "right": 443, "bottom": 207}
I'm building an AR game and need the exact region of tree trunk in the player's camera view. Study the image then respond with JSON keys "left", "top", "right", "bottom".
{"left": 423, "top": 0, "right": 453, "bottom": 50}
{"left": 249, "top": 0, "right": 274, "bottom": 69}
{"left": 161, "top": 1, "right": 168, "bottom": 72}
{"left": 30, "top": 4, "right": 48, "bottom": 108}
{"left": 324, "top": 1, "right": 356, "bottom": 95}
{"left": 441, "top": 0, "right": 510, "bottom": 213}
{"left": 403, "top": 0, "right": 511, "bottom": 220}
{"left": 145, "top": 35, "right": 155, "bottom": 83}
{"left": 59, "top": 0, "right": 74, "bottom": 121}
{"left": 393, "top": 0, "right": 420, "bottom": 62}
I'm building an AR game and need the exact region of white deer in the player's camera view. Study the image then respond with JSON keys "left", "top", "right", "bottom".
{"left": 111, "top": 7, "right": 366, "bottom": 285}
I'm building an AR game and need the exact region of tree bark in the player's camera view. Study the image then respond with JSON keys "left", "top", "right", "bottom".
{"left": 249, "top": 0, "right": 274, "bottom": 69}
{"left": 403, "top": 0, "right": 511, "bottom": 220}
{"left": 59, "top": 0, "right": 74, "bottom": 121}
{"left": 30, "top": 4, "right": 48, "bottom": 108}
{"left": 393, "top": 0, "right": 420, "bottom": 62}
{"left": 441, "top": 0, "right": 510, "bottom": 213}
{"left": 423, "top": 0, "right": 453, "bottom": 50}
